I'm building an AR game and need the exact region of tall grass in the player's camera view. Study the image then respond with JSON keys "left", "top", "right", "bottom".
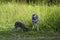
{"left": 0, "top": 3, "right": 60, "bottom": 40}
{"left": 0, "top": 2, "right": 60, "bottom": 32}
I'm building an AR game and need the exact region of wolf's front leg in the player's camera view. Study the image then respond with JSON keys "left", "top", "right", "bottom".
{"left": 32, "top": 22, "right": 34, "bottom": 31}
{"left": 36, "top": 23, "right": 39, "bottom": 31}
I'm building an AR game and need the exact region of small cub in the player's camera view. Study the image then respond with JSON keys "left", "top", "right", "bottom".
{"left": 14, "top": 21, "right": 28, "bottom": 31}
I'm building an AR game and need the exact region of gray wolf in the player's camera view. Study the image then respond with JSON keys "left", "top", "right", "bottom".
{"left": 14, "top": 21, "right": 28, "bottom": 32}
{"left": 32, "top": 14, "right": 39, "bottom": 31}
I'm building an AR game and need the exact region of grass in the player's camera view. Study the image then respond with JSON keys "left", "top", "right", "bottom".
{"left": 0, "top": 2, "right": 60, "bottom": 40}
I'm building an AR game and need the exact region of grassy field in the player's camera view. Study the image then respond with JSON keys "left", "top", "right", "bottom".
{"left": 0, "top": 2, "right": 60, "bottom": 40}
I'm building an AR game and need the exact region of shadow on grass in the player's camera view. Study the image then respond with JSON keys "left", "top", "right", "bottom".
{"left": 0, "top": 29, "right": 60, "bottom": 40}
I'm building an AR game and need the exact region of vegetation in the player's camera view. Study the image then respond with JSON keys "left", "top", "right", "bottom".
{"left": 0, "top": 0, "right": 60, "bottom": 40}
{"left": 0, "top": 0, "right": 60, "bottom": 4}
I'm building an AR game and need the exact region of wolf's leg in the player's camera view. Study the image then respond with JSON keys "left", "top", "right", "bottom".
{"left": 14, "top": 26, "right": 17, "bottom": 32}
{"left": 32, "top": 22, "right": 34, "bottom": 31}
{"left": 20, "top": 28, "right": 23, "bottom": 32}
{"left": 36, "top": 23, "right": 39, "bottom": 31}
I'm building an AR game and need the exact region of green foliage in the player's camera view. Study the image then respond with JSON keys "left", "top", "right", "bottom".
{"left": 0, "top": 3, "right": 60, "bottom": 32}
{"left": 0, "top": 0, "right": 60, "bottom": 4}
{"left": 0, "top": 2, "right": 60, "bottom": 40}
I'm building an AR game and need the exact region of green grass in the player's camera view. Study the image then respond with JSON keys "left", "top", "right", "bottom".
{"left": 0, "top": 2, "right": 60, "bottom": 40}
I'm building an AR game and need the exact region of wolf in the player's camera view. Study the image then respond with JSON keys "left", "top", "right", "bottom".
{"left": 14, "top": 21, "right": 28, "bottom": 32}
{"left": 32, "top": 14, "right": 39, "bottom": 31}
